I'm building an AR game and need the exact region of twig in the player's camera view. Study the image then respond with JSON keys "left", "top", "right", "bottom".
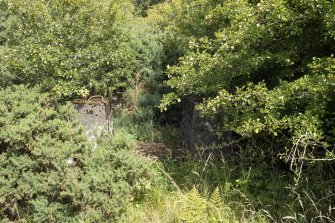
{"left": 158, "top": 167, "right": 181, "bottom": 191}
{"left": 200, "top": 152, "right": 212, "bottom": 179}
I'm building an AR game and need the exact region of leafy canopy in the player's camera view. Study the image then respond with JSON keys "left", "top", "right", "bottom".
{"left": 0, "top": 0, "right": 137, "bottom": 98}
{"left": 160, "top": 0, "right": 335, "bottom": 160}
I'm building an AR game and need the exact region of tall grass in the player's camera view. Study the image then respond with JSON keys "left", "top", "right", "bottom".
{"left": 122, "top": 150, "right": 274, "bottom": 223}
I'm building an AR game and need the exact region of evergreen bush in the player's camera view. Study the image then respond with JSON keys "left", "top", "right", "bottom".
{"left": 0, "top": 85, "right": 155, "bottom": 222}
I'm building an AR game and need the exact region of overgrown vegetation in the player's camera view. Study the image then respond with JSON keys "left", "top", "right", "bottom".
{"left": 156, "top": 0, "right": 335, "bottom": 222}
{"left": 0, "top": 86, "right": 158, "bottom": 222}
{"left": 1, "top": 0, "right": 335, "bottom": 222}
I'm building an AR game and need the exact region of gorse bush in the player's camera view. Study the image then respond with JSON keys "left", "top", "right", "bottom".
{"left": 0, "top": 85, "right": 87, "bottom": 221}
{"left": 80, "top": 133, "right": 156, "bottom": 221}
{"left": 0, "top": 85, "right": 157, "bottom": 222}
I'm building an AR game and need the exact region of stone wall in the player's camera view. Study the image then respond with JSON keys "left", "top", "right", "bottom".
{"left": 73, "top": 96, "right": 223, "bottom": 150}
{"left": 73, "top": 97, "right": 112, "bottom": 145}
{"left": 181, "top": 98, "right": 221, "bottom": 149}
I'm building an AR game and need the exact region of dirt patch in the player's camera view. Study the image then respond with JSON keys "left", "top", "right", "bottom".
{"left": 136, "top": 141, "right": 187, "bottom": 160}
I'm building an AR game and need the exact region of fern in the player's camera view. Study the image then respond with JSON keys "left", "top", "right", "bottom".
{"left": 188, "top": 186, "right": 205, "bottom": 207}
{"left": 209, "top": 187, "right": 222, "bottom": 207}
{"left": 208, "top": 187, "right": 226, "bottom": 223}
{"left": 177, "top": 186, "right": 238, "bottom": 223}
{"left": 178, "top": 186, "right": 207, "bottom": 223}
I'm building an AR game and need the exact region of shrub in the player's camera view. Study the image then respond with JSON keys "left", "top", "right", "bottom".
{"left": 0, "top": 85, "right": 156, "bottom": 222}
{"left": 0, "top": 0, "right": 137, "bottom": 98}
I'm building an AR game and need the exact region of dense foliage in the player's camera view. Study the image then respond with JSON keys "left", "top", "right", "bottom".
{"left": 160, "top": 0, "right": 335, "bottom": 171}
{"left": 0, "top": 0, "right": 138, "bottom": 98}
{"left": 0, "top": 86, "right": 156, "bottom": 222}
{"left": 1, "top": 0, "right": 335, "bottom": 222}
{"left": 161, "top": 0, "right": 335, "bottom": 149}
{"left": 156, "top": 0, "right": 335, "bottom": 221}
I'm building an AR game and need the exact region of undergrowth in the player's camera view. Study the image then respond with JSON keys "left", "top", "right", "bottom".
{"left": 124, "top": 186, "right": 268, "bottom": 223}
{"left": 123, "top": 144, "right": 335, "bottom": 222}
{"left": 122, "top": 153, "right": 272, "bottom": 223}
{"left": 113, "top": 86, "right": 181, "bottom": 142}
{"left": 113, "top": 77, "right": 335, "bottom": 223}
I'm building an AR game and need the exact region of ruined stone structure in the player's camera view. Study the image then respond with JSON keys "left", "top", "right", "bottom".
{"left": 72, "top": 96, "right": 113, "bottom": 140}
{"left": 73, "top": 95, "right": 222, "bottom": 150}
{"left": 181, "top": 98, "right": 221, "bottom": 149}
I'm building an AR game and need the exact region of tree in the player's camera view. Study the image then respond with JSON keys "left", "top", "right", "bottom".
{"left": 133, "top": 0, "right": 165, "bottom": 16}
{"left": 0, "top": 0, "right": 136, "bottom": 98}
{"left": 158, "top": 2, "right": 335, "bottom": 219}
{"left": 161, "top": 0, "right": 335, "bottom": 152}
